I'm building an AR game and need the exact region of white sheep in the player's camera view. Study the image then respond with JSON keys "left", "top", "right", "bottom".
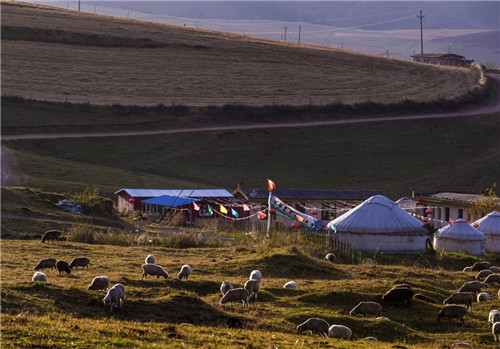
{"left": 328, "top": 324, "right": 352, "bottom": 340}
{"left": 458, "top": 280, "right": 488, "bottom": 294}
{"left": 443, "top": 292, "right": 473, "bottom": 311}
{"left": 296, "top": 317, "right": 330, "bottom": 337}
{"left": 462, "top": 266, "right": 473, "bottom": 272}
{"left": 249, "top": 270, "right": 262, "bottom": 283}
{"left": 489, "top": 266, "right": 500, "bottom": 273}
{"left": 244, "top": 279, "right": 260, "bottom": 300}
{"left": 32, "top": 271, "right": 48, "bottom": 282}
{"left": 325, "top": 253, "right": 335, "bottom": 263}
{"left": 178, "top": 264, "right": 192, "bottom": 280}
{"left": 363, "top": 337, "right": 378, "bottom": 342}
{"left": 88, "top": 276, "right": 110, "bottom": 291}
{"left": 220, "top": 288, "right": 249, "bottom": 307}
{"left": 220, "top": 280, "right": 233, "bottom": 295}
{"left": 477, "top": 292, "right": 493, "bottom": 302}
{"left": 349, "top": 301, "right": 382, "bottom": 317}
{"left": 437, "top": 305, "right": 467, "bottom": 324}
{"left": 283, "top": 281, "right": 298, "bottom": 289}
{"left": 145, "top": 254, "right": 155, "bottom": 264}
{"left": 142, "top": 264, "right": 168, "bottom": 280}
{"left": 493, "top": 322, "right": 500, "bottom": 342}
{"left": 475, "top": 269, "right": 493, "bottom": 280}
{"left": 484, "top": 273, "right": 500, "bottom": 286}
{"left": 103, "top": 283, "right": 125, "bottom": 312}
{"left": 488, "top": 310, "right": 500, "bottom": 329}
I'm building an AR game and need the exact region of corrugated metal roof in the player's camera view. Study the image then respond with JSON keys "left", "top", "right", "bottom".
{"left": 239, "top": 189, "right": 384, "bottom": 200}
{"left": 143, "top": 195, "right": 198, "bottom": 207}
{"left": 115, "top": 188, "right": 233, "bottom": 198}
{"left": 414, "top": 191, "right": 500, "bottom": 205}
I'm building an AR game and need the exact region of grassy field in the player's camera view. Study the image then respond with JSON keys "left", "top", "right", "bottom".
{"left": 2, "top": 236, "right": 500, "bottom": 348}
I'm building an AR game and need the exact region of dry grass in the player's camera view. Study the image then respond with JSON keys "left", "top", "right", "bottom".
{"left": 1, "top": 2, "right": 481, "bottom": 107}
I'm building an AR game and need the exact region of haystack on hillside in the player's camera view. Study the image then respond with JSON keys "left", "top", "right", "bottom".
{"left": 434, "top": 218, "right": 485, "bottom": 255}
{"left": 328, "top": 195, "right": 428, "bottom": 253}
{"left": 472, "top": 211, "right": 500, "bottom": 252}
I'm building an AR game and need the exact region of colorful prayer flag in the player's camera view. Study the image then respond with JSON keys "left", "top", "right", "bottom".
{"left": 243, "top": 204, "right": 250, "bottom": 211}
{"left": 207, "top": 205, "right": 213, "bottom": 215}
{"left": 295, "top": 214, "right": 304, "bottom": 222}
{"left": 257, "top": 211, "right": 267, "bottom": 219}
{"left": 193, "top": 202, "right": 200, "bottom": 211}
{"left": 220, "top": 205, "right": 228, "bottom": 214}
{"left": 231, "top": 208, "right": 239, "bottom": 218}
{"left": 267, "top": 179, "right": 276, "bottom": 192}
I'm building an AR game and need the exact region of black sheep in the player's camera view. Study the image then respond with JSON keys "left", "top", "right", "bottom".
{"left": 382, "top": 287, "right": 414, "bottom": 306}
{"left": 56, "top": 260, "right": 71, "bottom": 275}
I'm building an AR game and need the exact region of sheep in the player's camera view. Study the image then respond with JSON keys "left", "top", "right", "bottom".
{"left": 349, "top": 301, "right": 382, "bottom": 317}
{"left": 493, "top": 322, "right": 500, "bottom": 342}
{"left": 413, "top": 293, "right": 438, "bottom": 304}
{"left": 33, "top": 258, "right": 56, "bottom": 270}
{"left": 283, "top": 281, "right": 298, "bottom": 289}
{"left": 103, "top": 283, "right": 125, "bottom": 312}
{"left": 489, "top": 266, "right": 500, "bottom": 273}
{"left": 450, "top": 343, "right": 473, "bottom": 349}
{"left": 443, "top": 292, "right": 473, "bottom": 311}
{"left": 328, "top": 324, "right": 352, "bottom": 340}
{"left": 220, "top": 280, "right": 233, "bottom": 295}
{"left": 88, "top": 276, "right": 111, "bottom": 291}
{"left": 56, "top": 260, "right": 71, "bottom": 275}
{"left": 41, "top": 230, "right": 61, "bottom": 243}
{"left": 220, "top": 288, "right": 249, "bottom": 307}
{"left": 475, "top": 269, "right": 493, "bottom": 280}
{"left": 226, "top": 316, "right": 243, "bottom": 329}
{"left": 32, "top": 271, "right": 48, "bottom": 282}
{"left": 393, "top": 283, "right": 412, "bottom": 289}
{"left": 458, "top": 280, "right": 488, "bottom": 294}
{"left": 382, "top": 287, "right": 414, "bottom": 306}
{"left": 249, "top": 270, "right": 262, "bottom": 283}
{"left": 363, "top": 337, "right": 378, "bottom": 342}
{"left": 484, "top": 273, "right": 500, "bottom": 286}
{"left": 296, "top": 317, "right": 330, "bottom": 337}
{"left": 376, "top": 316, "right": 391, "bottom": 321}
{"left": 477, "top": 292, "right": 493, "bottom": 302}
{"left": 488, "top": 310, "right": 500, "bottom": 329}
{"left": 244, "top": 279, "right": 260, "bottom": 300}
{"left": 178, "top": 264, "right": 192, "bottom": 280}
{"left": 141, "top": 264, "right": 168, "bottom": 280}
{"left": 437, "top": 305, "right": 467, "bottom": 324}
{"left": 145, "top": 254, "right": 155, "bottom": 264}
{"left": 462, "top": 266, "right": 473, "bottom": 272}
{"left": 325, "top": 253, "right": 336, "bottom": 263}
{"left": 471, "top": 261, "right": 491, "bottom": 271}
{"left": 69, "top": 257, "right": 90, "bottom": 270}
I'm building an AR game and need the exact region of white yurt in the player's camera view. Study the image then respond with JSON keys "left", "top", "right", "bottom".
{"left": 471, "top": 211, "right": 500, "bottom": 252}
{"left": 395, "top": 197, "right": 416, "bottom": 212}
{"left": 328, "top": 195, "right": 428, "bottom": 253}
{"left": 434, "top": 218, "right": 485, "bottom": 255}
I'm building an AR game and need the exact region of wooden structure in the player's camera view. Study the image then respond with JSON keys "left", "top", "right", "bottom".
{"left": 411, "top": 53, "right": 474, "bottom": 66}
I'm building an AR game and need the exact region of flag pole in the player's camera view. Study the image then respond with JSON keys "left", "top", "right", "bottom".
{"left": 267, "top": 190, "right": 271, "bottom": 238}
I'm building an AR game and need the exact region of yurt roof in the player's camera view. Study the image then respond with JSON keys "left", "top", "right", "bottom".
{"left": 472, "top": 211, "right": 500, "bottom": 235}
{"left": 436, "top": 218, "right": 485, "bottom": 241}
{"left": 330, "top": 195, "right": 426, "bottom": 234}
{"left": 396, "top": 197, "right": 416, "bottom": 210}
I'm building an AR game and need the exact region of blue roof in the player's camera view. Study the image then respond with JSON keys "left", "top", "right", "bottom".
{"left": 115, "top": 188, "right": 234, "bottom": 198}
{"left": 142, "top": 195, "right": 198, "bottom": 207}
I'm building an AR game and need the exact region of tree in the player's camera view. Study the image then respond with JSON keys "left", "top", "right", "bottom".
{"left": 469, "top": 183, "right": 499, "bottom": 220}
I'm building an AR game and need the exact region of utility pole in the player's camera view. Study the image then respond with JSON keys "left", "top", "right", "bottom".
{"left": 298, "top": 25, "right": 301, "bottom": 43}
{"left": 284, "top": 27, "right": 287, "bottom": 41}
{"left": 417, "top": 9, "right": 426, "bottom": 62}
{"left": 78, "top": 0, "right": 80, "bottom": 11}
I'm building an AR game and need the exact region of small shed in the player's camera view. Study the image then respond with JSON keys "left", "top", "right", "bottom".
{"left": 328, "top": 195, "right": 428, "bottom": 253}
{"left": 471, "top": 211, "right": 500, "bottom": 252}
{"left": 411, "top": 53, "right": 474, "bottom": 66}
{"left": 433, "top": 218, "right": 485, "bottom": 255}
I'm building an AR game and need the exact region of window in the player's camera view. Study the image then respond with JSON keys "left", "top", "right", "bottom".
{"left": 445, "top": 207, "right": 450, "bottom": 222}
{"left": 458, "top": 209, "right": 463, "bottom": 219}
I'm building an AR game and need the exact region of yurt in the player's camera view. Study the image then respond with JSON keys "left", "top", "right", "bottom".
{"left": 328, "top": 195, "right": 428, "bottom": 253}
{"left": 434, "top": 218, "right": 485, "bottom": 255}
{"left": 472, "top": 211, "right": 500, "bottom": 252}
{"left": 396, "top": 197, "right": 416, "bottom": 212}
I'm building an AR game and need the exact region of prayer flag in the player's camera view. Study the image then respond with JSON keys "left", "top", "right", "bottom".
{"left": 243, "top": 204, "right": 250, "bottom": 211}
{"left": 267, "top": 179, "right": 276, "bottom": 192}
{"left": 220, "top": 205, "right": 228, "bottom": 214}
{"left": 257, "top": 212, "right": 267, "bottom": 219}
{"left": 231, "top": 208, "right": 239, "bottom": 218}
{"left": 295, "top": 214, "right": 304, "bottom": 222}
{"left": 193, "top": 202, "right": 200, "bottom": 211}
{"left": 207, "top": 205, "right": 213, "bottom": 215}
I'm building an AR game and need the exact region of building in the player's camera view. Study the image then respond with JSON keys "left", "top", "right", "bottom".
{"left": 411, "top": 53, "right": 474, "bottom": 66}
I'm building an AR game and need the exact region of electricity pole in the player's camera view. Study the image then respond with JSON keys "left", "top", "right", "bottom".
{"left": 284, "top": 27, "right": 287, "bottom": 41}
{"left": 417, "top": 9, "right": 426, "bottom": 62}
{"left": 298, "top": 25, "right": 301, "bottom": 43}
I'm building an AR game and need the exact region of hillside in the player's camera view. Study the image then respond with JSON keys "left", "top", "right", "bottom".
{"left": 1, "top": 2, "right": 481, "bottom": 107}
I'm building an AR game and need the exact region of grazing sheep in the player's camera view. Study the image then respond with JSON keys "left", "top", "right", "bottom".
{"left": 32, "top": 272, "right": 48, "bottom": 282}
{"left": 328, "top": 324, "right": 352, "bottom": 340}
{"left": 393, "top": 283, "right": 412, "bottom": 289}
{"left": 413, "top": 293, "right": 438, "bottom": 304}
{"left": 56, "top": 260, "right": 71, "bottom": 275}
{"left": 220, "top": 280, "right": 233, "bottom": 295}
{"left": 296, "top": 317, "right": 330, "bottom": 337}
{"left": 103, "top": 283, "right": 125, "bottom": 312}
{"left": 437, "top": 305, "right": 467, "bottom": 324}
{"left": 462, "top": 266, "right": 473, "bottom": 272}
{"left": 244, "top": 279, "right": 260, "bottom": 300}
{"left": 376, "top": 317, "right": 391, "bottom": 321}
{"left": 471, "top": 261, "right": 491, "bottom": 271}
{"left": 488, "top": 310, "right": 500, "bottom": 329}
{"left": 484, "top": 273, "right": 500, "bottom": 286}
{"left": 88, "top": 276, "right": 111, "bottom": 291}
{"left": 33, "top": 258, "right": 57, "bottom": 270}
{"left": 349, "top": 301, "right": 382, "bottom": 317}
{"left": 249, "top": 270, "right": 262, "bottom": 283}
{"left": 489, "top": 266, "right": 500, "bottom": 273}
{"left": 363, "top": 337, "right": 378, "bottom": 342}
{"left": 450, "top": 343, "right": 473, "bottom": 349}
{"left": 475, "top": 269, "right": 493, "bottom": 280}
{"left": 325, "top": 253, "right": 336, "bottom": 263}
{"left": 69, "top": 257, "right": 90, "bottom": 270}
{"left": 382, "top": 287, "right": 414, "bottom": 306}
{"left": 226, "top": 316, "right": 243, "bottom": 329}
{"left": 443, "top": 292, "right": 473, "bottom": 311}
{"left": 145, "top": 254, "right": 155, "bottom": 264}
{"left": 178, "top": 264, "right": 192, "bottom": 280}
{"left": 477, "top": 292, "right": 493, "bottom": 302}
{"left": 220, "top": 288, "right": 250, "bottom": 307}
{"left": 493, "top": 322, "right": 500, "bottom": 342}
{"left": 41, "top": 230, "right": 61, "bottom": 243}
{"left": 283, "top": 281, "right": 298, "bottom": 289}
{"left": 141, "top": 264, "right": 168, "bottom": 280}
{"left": 458, "top": 280, "right": 488, "bottom": 294}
